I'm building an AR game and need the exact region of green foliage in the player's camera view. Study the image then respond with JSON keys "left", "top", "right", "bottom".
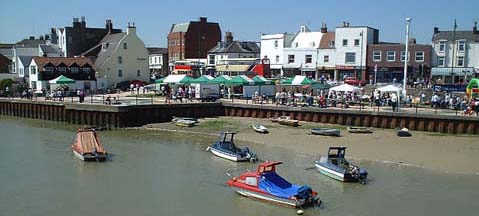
{"left": 0, "top": 79, "right": 14, "bottom": 90}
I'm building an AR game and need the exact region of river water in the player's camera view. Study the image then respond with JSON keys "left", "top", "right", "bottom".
{"left": 1, "top": 116, "right": 478, "bottom": 216}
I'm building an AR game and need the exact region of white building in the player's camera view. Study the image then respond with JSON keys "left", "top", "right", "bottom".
{"left": 282, "top": 25, "right": 324, "bottom": 78}
{"left": 82, "top": 23, "right": 149, "bottom": 89}
{"left": 147, "top": 47, "right": 168, "bottom": 79}
{"left": 260, "top": 32, "right": 296, "bottom": 77}
{"left": 334, "top": 23, "right": 379, "bottom": 80}
{"left": 431, "top": 24, "right": 479, "bottom": 84}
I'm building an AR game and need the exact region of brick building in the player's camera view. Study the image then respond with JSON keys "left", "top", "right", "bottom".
{"left": 167, "top": 17, "right": 221, "bottom": 63}
{"left": 367, "top": 39, "right": 432, "bottom": 84}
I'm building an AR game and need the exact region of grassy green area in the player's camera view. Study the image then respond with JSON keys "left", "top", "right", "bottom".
{"left": 197, "top": 119, "right": 242, "bottom": 131}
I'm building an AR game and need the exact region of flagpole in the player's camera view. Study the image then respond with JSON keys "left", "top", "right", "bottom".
{"left": 403, "top": 17, "right": 411, "bottom": 100}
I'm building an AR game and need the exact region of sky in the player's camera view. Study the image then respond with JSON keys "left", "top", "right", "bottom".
{"left": 1, "top": 0, "right": 478, "bottom": 47}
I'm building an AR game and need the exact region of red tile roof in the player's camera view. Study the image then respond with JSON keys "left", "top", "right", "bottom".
{"left": 319, "top": 32, "right": 335, "bottom": 49}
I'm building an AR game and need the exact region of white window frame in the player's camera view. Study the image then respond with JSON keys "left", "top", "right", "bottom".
{"left": 457, "top": 56, "right": 465, "bottom": 67}
{"left": 372, "top": 51, "right": 381, "bottom": 62}
{"left": 324, "top": 55, "right": 329, "bottom": 63}
{"left": 458, "top": 41, "right": 466, "bottom": 52}
{"left": 354, "top": 39, "right": 360, "bottom": 47}
{"left": 415, "top": 51, "right": 424, "bottom": 62}
{"left": 386, "top": 51, "right": 396, "bottom": 62}
{"left": 288, "top": 55, "right": 295, "bottom": 63}
{"left": 400, "top": 51, "right": 410, "bottom": 62}
{"left": 118, "top": 69, "right": 123, "bottom": 77}
{"left": 274, "top": 40, "right": 278, "bottom": 48}
{"left": 137, "top": 70, "right": 141, "bottom": 77}
{"left": 342, "top": 39, "right": 348, "bottom": 47}
{"left": 438, "top": 41, "right": 446, "bottom": 52}
{"left": 438, "top": 56, "right": 445, "bottom": 67}
{"left": 275, "top": 55, "right": 279, "bottom": 63}
{"left": 305, "top": 55, "right": 312, "bottom": 64}
{"left": 345, "top": 52, "right": 355, "bottom": 64}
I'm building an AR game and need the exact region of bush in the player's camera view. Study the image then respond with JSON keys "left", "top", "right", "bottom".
{"left": 0, "top": 79, "right": 14, "bottom": 91}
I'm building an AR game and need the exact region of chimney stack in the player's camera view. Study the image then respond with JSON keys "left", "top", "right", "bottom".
{"left": 473, "top": 21, "right": 478, "bottom": 34}
{"left": 29, "top": 36, "right": 35, "bottom": 40}
{"left": 80, "top": 16, "right": 86, "bottom": 28}
{"left": 434, "top": 27, "right": 439, "bottom": 34}
{"left": 199, "top": 17, "right": 207, "bottom": 24}
{"left": 321, "top": 23, "right": 328, "bottom": 33}
{"left": 73, "top": 17, "right": 80, "bottom": 28}
{"left": 225, "top": 31, "right": 233, "bottom": 43}
{"left": 105, "top": 19, "right": 113, "bottom": 34}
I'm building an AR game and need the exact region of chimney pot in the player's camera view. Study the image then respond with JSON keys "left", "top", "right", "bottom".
{"left": 473, "top": 21, "right": 478, "bottom": 34}
{"left": 199, "top": 17, "right": 207, "bottom": 23}
{"left": 434, "top": 27, "right": 439, "bottom": 34}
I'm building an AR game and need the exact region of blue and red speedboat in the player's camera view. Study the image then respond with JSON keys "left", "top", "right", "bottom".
{"left": 227, "top": 161, "right": 321, "bottom": 208}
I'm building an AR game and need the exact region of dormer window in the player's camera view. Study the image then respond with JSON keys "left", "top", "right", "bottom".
{"left": 71, "top": 67, "right": 79, "bottom": 73}
{"left": 328, "top": 41, "right": 335, "bottom": 48}
{"left": 83, "top": 67, "right": 91, "bottom": 72}
{"left": 58, "top": 67, "right": 66, "bottom": 72}
{"left": 102, "top": 43, "right": 108, "bottom": 51}
{"left": 45, "top": 66, "right": 54, "bottom": 71}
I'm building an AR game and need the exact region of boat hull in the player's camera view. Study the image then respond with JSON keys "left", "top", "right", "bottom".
{"left": 347, "top": 127, "right": 372, "bottom": 133}
{"left": 278, "top": 120, "right": 299, "bottom": 127}
{"left": 314, "top": 162, "right": 346, "bottom": 181}
{"left": 252, "top": 125, "right": 268, "bottom": 134}
{"left": 229, "top": 186, "right": 305, "bottom": 208}
{"left": 311, "top": 128, "right": 340, "bottom": 137}
{"left": 72, "top": 150, "right": 107, "bottom": 162}
{"left": 207, "top": 146, "right": 250, "bottom": 162}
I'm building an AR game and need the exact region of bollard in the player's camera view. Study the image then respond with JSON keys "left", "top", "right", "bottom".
{"left": 102, "top": 95, "right": 105, "bottom": 104}
{"left": 135, "top": 94, "right": 138, "bottom": 105}
{"left": 151, "top": 95, "right": 153, "bottom": 104}
{"left": 416, "top": 103, "right": 418, "bottom": 114}
{"left": 91, "top": 93, "right": 93, "bottom": 103}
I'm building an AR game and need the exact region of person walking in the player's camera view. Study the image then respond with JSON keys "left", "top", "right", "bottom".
{"left": 391, "top": 93, "right": 398, "bottom": 112}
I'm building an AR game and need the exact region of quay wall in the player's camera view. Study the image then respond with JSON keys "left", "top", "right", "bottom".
{"left": 222, "top": 103, "right": 479, "bottom": 135}
{"left": 1, "top": 99, "right": 479, "bottom": 134}
{"left": 0, "top": 100, "right": 223, "bottom": 128}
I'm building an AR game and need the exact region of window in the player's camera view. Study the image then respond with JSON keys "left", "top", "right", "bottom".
{"left": 19, "top": 68, "right": 24, "bottom": 75}
{"left": 457, "top": 56, "right": 464, "bottom": 67}
{"left": 118, "top": 70, "right": 123, "bottom": 77}
{"left": 386, "top": 51, "right": 396, "bottom": 61}
{"left": 58, "top": 67, "right": 66, "bottom": 72}
{"left": 137, "top": 70, "right": 141, "bottom": 77}
{"left": 82, "top": 67, "right": 91, "bottom": 72}
{"left": 274, "top": 40, "right": 278, "bottom": 48}
{"left": 305, "top": 55, "right": 312, "bottom": 64}
{"left": 401, "top": 51, "right": 410, "bottom": 62}
{"left": 209, "top": 55, "right": 215, "bottom": 65}
{"left": 373, "top": 51, "right": 381, "bottom": 61}
{"left": 415, "top": 51, "right": 424, "bottom": 62}
{"left": 123, "top": 43, "right": 127, "bottom": 49}
{"left": 288, "top": 55, "right": 295, "bottom": 63}
{"left": 324, "top": 55, "right": 329, "bottom": 63}
{"left": 295, "top": 42, "right": 298, "bottom": 47}
{"left": 118, "top": 56, "right": 123, "bottom": 64}
{"left": 328, "top": 41, "right": 335, "bottom": 48}
{"left": 345, "top": 52, "right": 355, "bottom": 64}
{"left": 30, "top": 66, "right": 36, "bottom": 75}
{"left": 71, "top": 67, "right": 79, "bottom": 73}
{"left": 31, "top": 81, "right": 37, "bottom": 90}
{"left": 438, "top": 56, "right": 445, "bottom": 67}
{"left": 458, "top": 41, "right": 465, "bottom": 52}
{"left": 102, "top": 43, "right": 108, "bottom": 50}
{"left": 354, "top": 39, "right": 360, "bottom": 46}
{"left": 275, "top": 55, "right": 279, "bottom": 63}
{"left": 45, "top": 66, "right": 54, "bottom": 71}
{"left": 439, "top": 41, "right": 446, "bottom": 52}
{"left": 342, "top": 39, "right": 348, "bottom": 47}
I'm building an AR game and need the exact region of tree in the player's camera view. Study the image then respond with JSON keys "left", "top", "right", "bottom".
{"left": 0, "top": 78, "right": 14, "bottom": 90}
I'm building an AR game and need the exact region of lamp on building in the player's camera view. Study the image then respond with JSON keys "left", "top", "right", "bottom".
{"left": 403, "top": 17, "right": 411, "bottom": 99}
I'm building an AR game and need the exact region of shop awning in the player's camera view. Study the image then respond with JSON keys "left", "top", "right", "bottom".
{"left": 431, "top": 67, "right": 475, "bottom": 76}
{"left": 49, "top": 75, "right": 75, "bottom": 84}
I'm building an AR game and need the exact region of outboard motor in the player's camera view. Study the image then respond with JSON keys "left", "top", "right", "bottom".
{"left": 358, "top": 168, "right": 368, "bottom": 184}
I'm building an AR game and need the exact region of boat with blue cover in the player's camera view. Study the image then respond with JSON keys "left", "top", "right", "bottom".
{"left": 227, "top": 161, "right": 321, "bottom": 208}
{"left": 314, "top": 147, "right": 367, "bottom": 183}
{"left": 206, "top": 132, "right": 258, "bottom": 162}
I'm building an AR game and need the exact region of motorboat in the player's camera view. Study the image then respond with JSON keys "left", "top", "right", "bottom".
{"left": 347, "top": 126, "right": 372, "bottom": 134}
{"left": 314, "top": 147, "right": 367, "bottom": 183}
{"left": 175, "top": 119, "right": 196, "bottom": 127}
{"left": 310, "top": 128, "right": 340, "bottom": 137}
{"left": 172, "top": 116, "right": 198, "bottom": 123}
{"left": 206, "top": 132, "right": 258, "bottom": 162}
{"left": 252, "top": 124, "right": 268, "bottom": 134}
{"left": 227, "top": 161, "right": 321, "bottom": 208}
{"left": 276, "top": 116, "right": 299, "bottom": 127}
{"left": 396, "top": 127, "right": 412, "bottom": 137}
{"left": 72, "top": 128, "right": 108, "bottom": 162}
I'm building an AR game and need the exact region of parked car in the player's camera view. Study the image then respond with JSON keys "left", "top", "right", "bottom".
{"left": 344, "top": 77, "right": 367, "bottom": 86}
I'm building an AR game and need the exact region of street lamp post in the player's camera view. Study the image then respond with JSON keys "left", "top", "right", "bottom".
{"left": 403, "top": 17, "right": 411, "bottom": 100}
{"left": 360, "top": 31, "right": 364, "bottom": 81}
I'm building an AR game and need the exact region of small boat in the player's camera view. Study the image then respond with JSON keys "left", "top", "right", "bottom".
{"left": 276, "top": 116, "right": 299, "bottom": 127}
{"left": 314, "top": 147, "right": 368, "bottom": 183}
{"left": 175, "top": 119, "right": 196, "bottom": 127}
{"left": 252, "top": 124, "right": 268, "bottom": 134}
{"left": 396, "top": 127, "right": 412, "bottom": 137}
{"left": 310, "top": 128, "right": 340, "bottom": 137}
{"left": 347, "top": 126, "right": 372, "bottom": 133}
{"left": 269, "top": 117, "right": 279, "bottom": 122}
{"left": 172, "top": 116, "right": 198, "bottom": 123}
{"left": 72, "top": 128, "right": 108, "bottom": 162}
{"left": 227, "top": 161, "right": 321, "bottom": 208}
{"left": 206, "top": 132, "right": 258, "bottom": 162}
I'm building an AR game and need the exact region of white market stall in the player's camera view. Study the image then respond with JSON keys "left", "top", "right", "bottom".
{"left": 329, "top": 84, "right": 362, "bottom": 93}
